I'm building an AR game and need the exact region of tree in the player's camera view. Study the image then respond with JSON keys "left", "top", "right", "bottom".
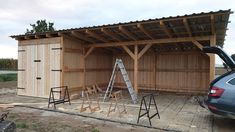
{"left": 231, "top": 54, "right": 235, "bottom": 61}
{"left": 26, "top": 20, "right": 55, "bottom": 34}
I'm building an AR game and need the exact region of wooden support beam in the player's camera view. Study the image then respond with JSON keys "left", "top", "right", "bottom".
{"left": 183, "top": 18, "right": 192, "bottom": 37}
{"left": 134, "top": 45, "right": 138, "bottom": 94}
{"left": 159, "top": 20, "right": 173, "bottom": 38}
{"left": 192, "top": 40, "right": 203, "bottom": 50}
{"left": 209, "top": 35, "right": 216, "bottom": 82}
{"left": 137, "top": 23, "right": 154, "bottom": 39}
{"left": 138, "top": 44, "right": 152, "bottom": 59}
{"left": 122, "top": 45, "right": 135, "bottom": 59}
{"left": 71, "top": 31, "right": 95, "bottom": 43}
{"left": 84, "top": 47, "right": 95, "bottom": 58}
{"left": 119, "top": 26, "right": 137, "bottom": 40}
{"left": 86, "top": 36, "right": 211, "bottom": 48}
{"left": 85, "top": 29, "right": 108, "bottom": 42}
{"left": 101, "top": 28, "right": 121, "bottom": 42}
{"left": 211, "top": 15, "right": 215, "bottom": 35}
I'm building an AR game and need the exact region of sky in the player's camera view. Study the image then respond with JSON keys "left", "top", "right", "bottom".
{"left": 0, "top": 0, "right": 234, "bottom": 64}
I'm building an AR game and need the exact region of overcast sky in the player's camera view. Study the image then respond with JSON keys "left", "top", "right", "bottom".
{"left": 0, "top": 0, "right": 234, "bottom": 64}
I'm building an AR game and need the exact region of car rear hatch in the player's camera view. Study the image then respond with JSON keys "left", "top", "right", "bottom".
{"left": 203, "top": 46, "right": 235, "bottom": 70}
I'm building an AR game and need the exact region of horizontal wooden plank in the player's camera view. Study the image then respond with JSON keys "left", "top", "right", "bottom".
{"left": 64, "top": 68, "right": 83, "bottom": 72}
{"left": 64, "top": 68, "right": 155, "bottom": 72}
{"left": 64, "top": 48, "right": 82, "bottom": 53}
{"left": 19, "top": 37, "right": 61, "bottom": 46}
{"left": 86, "top": 36, "right": 211, "bottom": 48}
{"left": 156, "top": 69, "right": 209, "bottom": 72}
{"left": 114, "top": 84, "right": 207, "bottom": 94}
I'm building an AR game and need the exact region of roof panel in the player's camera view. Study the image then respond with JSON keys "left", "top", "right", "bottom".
{"left": 11, "top": 9, "right": 232, "bottom": 47}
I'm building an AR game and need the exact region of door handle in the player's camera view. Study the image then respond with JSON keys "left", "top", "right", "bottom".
{"left": 36, "top": 77, "right": 41, "bottom": 80}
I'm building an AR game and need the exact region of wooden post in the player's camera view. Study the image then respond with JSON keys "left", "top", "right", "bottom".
{"left": 209, "top": 35, "right": 216, "bottom": 82}
{"left": 134, "top": 45, "right": 138, "bottom": 94}
{"left": 82, "top": 48, "right": 86, "bottom": 90}
{"left": 154, "top": 51, "right": 157, "bottom": 91}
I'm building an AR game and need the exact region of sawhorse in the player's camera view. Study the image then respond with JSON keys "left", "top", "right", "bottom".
{"left": 107, "top": 90, "right": 127, "bottom": 117}
{"left": 137, "top": 93, "right": 160, "bottom": 126}
{"left": 48, "top": 86, "right": 71, "bottom": 109}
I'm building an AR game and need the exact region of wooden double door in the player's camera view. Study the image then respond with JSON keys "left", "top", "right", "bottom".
{"left": 18, "top": 43, "right": 61, "bottom": 98}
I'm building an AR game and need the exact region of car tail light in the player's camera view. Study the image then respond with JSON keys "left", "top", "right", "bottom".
{"left": 209, "top": 86, "right": 224, "bottom": 98}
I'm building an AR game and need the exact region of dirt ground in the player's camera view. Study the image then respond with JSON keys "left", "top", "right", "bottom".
{"left": 0, "top": 81, "right": 235, "bottom": 132}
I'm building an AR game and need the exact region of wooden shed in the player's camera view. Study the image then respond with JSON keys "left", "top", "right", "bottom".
{"left": 11, "top": 10, "right": 232, "bottom": 98}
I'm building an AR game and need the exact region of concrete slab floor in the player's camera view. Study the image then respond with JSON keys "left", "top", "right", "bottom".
{"left": 1, "top": 92, "right": 235, "bottom": 132}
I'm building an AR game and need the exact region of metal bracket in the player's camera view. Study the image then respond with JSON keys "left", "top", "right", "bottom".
{"left": 34, "top": 60, "right": 41, "bottom": 62}
{"left": 51, "top": 47, "right": 62, "bottom": 50}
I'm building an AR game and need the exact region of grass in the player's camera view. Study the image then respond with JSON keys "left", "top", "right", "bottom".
{"left": 0, "top": 73, "right": 17, "bottom": 82}
{"left": 16, "top": 123, "right": 28, "bottom": 128}
{"left": 91, "top": 128, "right": 100, "bottom": 132}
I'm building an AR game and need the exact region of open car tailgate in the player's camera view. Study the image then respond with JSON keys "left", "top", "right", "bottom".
{"left": 203, "top": 46, "right": 235, "bottom": 70}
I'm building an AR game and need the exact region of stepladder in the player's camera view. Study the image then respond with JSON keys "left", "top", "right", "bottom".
{"left": 103, "top": 59, "right": 138, "bottom": 104}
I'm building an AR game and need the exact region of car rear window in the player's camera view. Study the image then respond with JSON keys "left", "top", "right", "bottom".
{"left": 228, "top": 78, "right": 235, "bottom": 85}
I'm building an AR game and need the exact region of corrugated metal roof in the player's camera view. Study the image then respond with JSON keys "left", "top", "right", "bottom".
{"left": 10, "top": 9, "right": 231, "bottom": 37}
{"left": 11, "top": 9, "right": 232, "bottom": 47}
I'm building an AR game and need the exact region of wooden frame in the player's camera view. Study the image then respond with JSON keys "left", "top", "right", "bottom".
{"left": 14, "top": 10, "right": 231, "bottom": 98}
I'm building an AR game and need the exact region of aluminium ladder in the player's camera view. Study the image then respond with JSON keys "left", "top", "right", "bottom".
{"left": 103, "top": 59, "right": 138, "bottom": 104}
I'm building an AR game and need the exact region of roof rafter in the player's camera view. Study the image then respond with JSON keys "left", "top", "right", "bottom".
{"left": 118, "top": 26, "right": 137, "bottom": 40}
{"left": 24, "top": 36, "right": 32, "bottom": 40}
{"left": 85, "top": 29, "right": 108, "bottom": 42}
{"left": 58, "top": 33, "right": 84, "bottom": 44}
{"left": 35, "top": 35, "right": 43, "bottom": 39}
{"left": 211, "top": 15, "right": 215, "bottom": 35}
{"left": 101, "top": 28, "right": 121, "bottom": 42}
{"left": 159, "top": 20, "right": 173, "bottom": 38}
{"left": 71, "top": 31, "right": 95, "bottom": 43}
{"left": 137, "top": 23, "right": 154, "bottom": 39}
{"left": 46, "top": 33, "right": 54, "bottom": 38}
{"left": 183, "top": 18, "right": 192, "bottom": 37}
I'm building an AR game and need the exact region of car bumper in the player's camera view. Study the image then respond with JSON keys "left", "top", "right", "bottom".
{"left": 205, "top": 100, "right": 235, "bottom": 119}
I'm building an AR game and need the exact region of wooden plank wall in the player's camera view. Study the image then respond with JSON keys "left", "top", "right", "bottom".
{"left": 62, "top": 38, "right": 113, "bottom": 96}
{"left": 114, "top": 51, "right": 209, "bottom": 94}
{"left": 156, "top": 51, "right": 209, "bottom": 93}
{"left": 63, "top": 37, "right": 83, "bottom": 96}
{"left": 85, "top": 50, "right": 113, "bottom": 89}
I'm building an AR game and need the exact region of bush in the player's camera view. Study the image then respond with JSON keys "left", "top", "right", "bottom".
{"left": 0, "top": 74, "right": 17, "bottom": 82}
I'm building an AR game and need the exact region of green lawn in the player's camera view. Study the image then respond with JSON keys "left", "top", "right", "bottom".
{"left": 0, "top": 73, "right": 17, "bottom": 82}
